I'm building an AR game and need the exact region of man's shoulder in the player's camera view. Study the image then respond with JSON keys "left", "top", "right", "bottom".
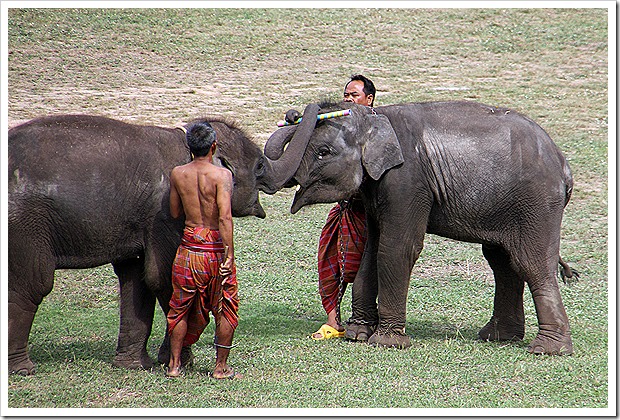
{"left": 173, "top": 160, "right": 195, "bottom": 170}
{"left": 170, "top": 163, "right": 190, "bottom": 177}
{"left": 213, "top": 164, "right": 233, "bottom": 180}
{"left": 199, "top": 162, "right": 232, "bottom": 185}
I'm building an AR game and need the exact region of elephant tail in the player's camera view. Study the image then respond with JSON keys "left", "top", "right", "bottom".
{"left": 562, "top": 159, "right": 574, "bottom": 208}
{"left": 558, "top": 157, "right": 577, "bottom": 285}
{"left": 559, "top": 256, "right": 580, "bottom": 285}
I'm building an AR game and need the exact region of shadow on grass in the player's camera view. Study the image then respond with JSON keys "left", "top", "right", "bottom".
{"left": 238, "top": 302, "right": 321, "bottom": 340}
{"left": 238, "top": 302, "right": 529, "bottom": 351}
{"left": 407, "top": 318, "right": 481, "bottom": 341}
{"left": 26, "top": 305, "right": 529, "bottom": 369}
{"left": 29, "top": 337, "right": 116, "bottom": 365}
{"left": 407, "top": 318, "right": 530, "bottom": 351}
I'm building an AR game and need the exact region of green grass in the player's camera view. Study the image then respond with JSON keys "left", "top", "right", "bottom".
{"left": 6, "top": 6, "right": 610, "bottom": 411}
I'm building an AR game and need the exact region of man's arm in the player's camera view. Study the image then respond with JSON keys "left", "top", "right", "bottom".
{"left": 216, "top": 169, "right": 235, "bottom": 276}
{"left": 169, "top": 169, "right": 184, "bottom": 219}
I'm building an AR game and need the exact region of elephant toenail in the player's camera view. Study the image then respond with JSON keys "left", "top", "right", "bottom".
{"left": 528, "top": 345, "right": 545, "bottom": 354}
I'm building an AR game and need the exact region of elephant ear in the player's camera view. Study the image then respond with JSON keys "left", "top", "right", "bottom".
{"left": 361, "top": 114, "right": 404, "bottom": 180}
{"left": 214, "top": 154, "right": 235, "bottom": 177}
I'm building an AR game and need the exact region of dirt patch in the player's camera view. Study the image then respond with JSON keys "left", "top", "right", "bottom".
{"left": 8, "top": 9, "right": 607, "bottom": 144}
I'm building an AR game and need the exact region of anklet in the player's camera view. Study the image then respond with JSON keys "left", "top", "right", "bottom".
{"left": 213, "top": 342, "right": 238, "bottom": 349}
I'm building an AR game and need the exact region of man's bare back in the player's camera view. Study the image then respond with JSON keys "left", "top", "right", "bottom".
{"left": 169, "top": 153, "right": 235, "bottom": 277}
{"left": 169, "top": 157, "right": 233, "bottom": 229}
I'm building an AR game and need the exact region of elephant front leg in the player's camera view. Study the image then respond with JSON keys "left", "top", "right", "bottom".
{"left": 152, "top": 274, "right": 195, "bottom": 367}
{"left": 367, "top": 267, "right": 413, "bottom": 349}
{"left": 367, "top": 229, "right": 424, "bottom": 349}
{"left": 346, "top": 218, "right": 378, "bottom": 342}
{"left": 157, "top": 330, "right": 194, "bottom": 368}
{"left": 8, "top": 301, "right": 37, "bottom": 375}
{"left": 113, "top": 259, "right": 155, "bottom": 370}
{"left": 346, "top": 264, "right": 378, "bottom": 342}
{"left": 8, "top": 243, "right": 55, "bottom": 375}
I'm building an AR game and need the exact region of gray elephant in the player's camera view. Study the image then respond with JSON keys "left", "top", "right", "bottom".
{"left": 265, "top": 101, "right": 578, "bottom": 355}
{"left": 8, "top": 106, "right": 319, "bottom": 375}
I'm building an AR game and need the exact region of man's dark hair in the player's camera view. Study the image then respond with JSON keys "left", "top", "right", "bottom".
{"left": 186, "top": 122, "right": 216, "bottom": 157}
{"left": 346, "top": 74, "right": 376, "bottom": 106}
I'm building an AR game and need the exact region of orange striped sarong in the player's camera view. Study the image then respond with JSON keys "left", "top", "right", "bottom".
{"left": 167, "top": 226, "right": 239, "bottom": 347}
{"left": 317, "top": 200, "right": 367, "bottom": 315}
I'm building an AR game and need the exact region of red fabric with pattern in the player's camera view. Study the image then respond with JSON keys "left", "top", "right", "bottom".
{"left": 317, "top": 201, "right": 367, "bottom": 314}
{"left": 167, "top": 226, "right": 239, "bottom": 347}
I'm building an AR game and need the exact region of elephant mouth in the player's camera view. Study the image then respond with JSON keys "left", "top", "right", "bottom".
{"left": 290, "top": 183, "right": 306, "bottom": 214}
{"left": 290, "top": 178, "right": 336, "bottom": 214}
{"left": 291, "top": 175, "right": 360, "bottom": 214}
{"left": 254, "top": 201, "right": 267, "bottom": 219}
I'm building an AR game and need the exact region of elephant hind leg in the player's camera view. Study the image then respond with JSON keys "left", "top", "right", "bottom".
{"left": 478, "top": 245, "right": 526, "bottom": 342}
{"left": 513, "top": 247, "right": 573, "bottom": 355}
{"left": 524, "top": 281, "right": 573, "bottom": 356}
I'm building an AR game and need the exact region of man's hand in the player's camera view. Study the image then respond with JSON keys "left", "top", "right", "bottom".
{"left": 219, "top": 256, "right": 234, "bottom": 277}
{"left": 285, "top": 109, "right": 301, "bottom": 125}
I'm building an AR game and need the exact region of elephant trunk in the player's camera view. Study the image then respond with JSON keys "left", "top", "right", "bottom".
{"left": 259, "top": 104, "right": 320, "bottom": 194}
{"left": 263, "top": 125, "right": 295, "bottom": 160}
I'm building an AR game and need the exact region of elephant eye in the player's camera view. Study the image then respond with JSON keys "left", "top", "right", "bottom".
{"left": 317, "top": 146, "right": 332, "bottom": 160}
{"left": 255, "top": 157, "right": 265, "bottom": 176}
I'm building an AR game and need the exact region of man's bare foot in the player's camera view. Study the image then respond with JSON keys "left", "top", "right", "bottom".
{"left": 165, "top": 366, "right": 183, "bottom": 378}
{"left": 211, "top": 366, "right": 243, "bottom": 380}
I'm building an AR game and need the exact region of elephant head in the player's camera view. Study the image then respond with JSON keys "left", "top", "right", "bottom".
{"left": 199, "top": 118, "right": 268, "bottom": 219}
{"left": 264, "top": 103, "right": 403, "bottom": 213}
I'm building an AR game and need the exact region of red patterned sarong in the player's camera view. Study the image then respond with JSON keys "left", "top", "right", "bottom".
{"left": 167, "top": 226, "right": 239, "bottom": 347}
{"left": 317, "top": 200, "right": 367, "bottom": 315}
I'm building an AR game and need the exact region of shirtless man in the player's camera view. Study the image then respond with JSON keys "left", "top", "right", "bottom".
{"left": 166, "top": 121, "right": 240, "bottom": 379}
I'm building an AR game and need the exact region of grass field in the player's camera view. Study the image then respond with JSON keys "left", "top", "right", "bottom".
{"left": 4, "top": 5, "right": 612, "bottom": 413}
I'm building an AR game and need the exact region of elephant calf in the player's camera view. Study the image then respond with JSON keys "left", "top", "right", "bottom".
{"left": 265, "top": 100, "right": 578, "bottom": 355}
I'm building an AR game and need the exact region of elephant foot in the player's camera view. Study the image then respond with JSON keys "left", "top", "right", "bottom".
{"left": 157, "top": 341, "right": 169, "bottom": 365}
{"left": 157, "top": 341, "right": 194, "bottom": 368}
{"left": 113, "top": 349, "right": 153, "bottom": 370}
{"left": 344, "top": 319, "right": 376, "bottom": 342}
{"left": 478, "top": 317, "right": 525, "bottom": 342}
{"left": 9, "top": 357, "right": 36, "bottom": 376}
{"left": 181, "top": 346, "right": 194, "bottom": 367}
{"left": 368, "top": 325, "right": 411, "bottom": 349}
{"left": 527, "top": 332, "right": 573, "bottom": 356}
